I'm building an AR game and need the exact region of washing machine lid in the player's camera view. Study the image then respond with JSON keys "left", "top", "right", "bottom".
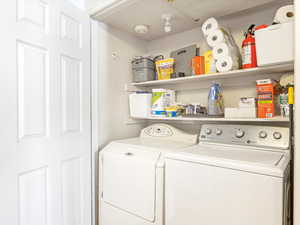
{"left": 116, "top": 138, "right": 196, "bottom": 152}
{"left": 166, "top": 144, "right": 289, "bottom": 177}
{"left": 187, "top": 145, "right": 284, "bottom": 166}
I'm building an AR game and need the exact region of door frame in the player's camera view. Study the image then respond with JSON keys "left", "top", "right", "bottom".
{"left": 90, "top": 19, "right": 99, "bottom": 225}
{"left": 294, "top": 0, "right": 299, "bottom": 223}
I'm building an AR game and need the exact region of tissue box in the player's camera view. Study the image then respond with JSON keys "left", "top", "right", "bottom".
{"left": 225, "top": 107, "right": 256, "bottom": 118}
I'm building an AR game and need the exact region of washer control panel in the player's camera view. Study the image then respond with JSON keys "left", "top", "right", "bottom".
{"left": 199, "top": 124, "right": 290, "bottom": 150}
{"left": 142, "top": 124, "right": 174, "bottom": 137}
{"left": 141, "top": 124, "right": 198, "bottom": 145}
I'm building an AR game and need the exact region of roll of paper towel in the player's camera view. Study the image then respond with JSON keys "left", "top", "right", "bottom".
{"left": 212, "top": 43, "right": 235, "bottom": 59}
{"left": 206, "top": 29, "right": 232, "bottom": 47}
{"left": 216, "top": 56, "right": 239, "bottom": 72}
{"left": 202, "top": 17, "right": 219, "bottom": 36}
{"left": 274, "top": 5, "right": 294, "bottom": 24}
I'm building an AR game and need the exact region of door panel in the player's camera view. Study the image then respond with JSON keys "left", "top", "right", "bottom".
{"left": 19, "top": 167, "right": 48, "bottom": 225}
{"left": 61, "top": 54, "right": 82, "bottom": 133}
{"left": 0, "top": 1, "right": 91, "bottom": 225}
{"left": 17, "top": 41, "right": 49, "bottom": 139}
{"left": 17, "top": 0, "right": 48, "bottom": 30}
{"left": 62, "top": 157, "right": 82, "bottom": 225}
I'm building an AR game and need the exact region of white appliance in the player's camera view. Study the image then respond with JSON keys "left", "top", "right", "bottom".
{"left": 165, "top": 124, "right": 291, "bottom": 225}
{"left": 99, "top": 124, "right": 198, "bottom": 225}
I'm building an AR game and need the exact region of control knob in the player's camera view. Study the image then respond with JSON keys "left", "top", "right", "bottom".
{"left": 235, "top": 129, "right": 245, "bottom": 138}
{"left": 216, "top": 129, "right": 222, "bottom": 135}
{"left": 205, "top": 128, "right": 212, "bottom": 135}
{"left": 273, "top": 132, "right": 282, "bottom": 140}
{"left": 259, "top": 131, "right": 268, "bottom": 139}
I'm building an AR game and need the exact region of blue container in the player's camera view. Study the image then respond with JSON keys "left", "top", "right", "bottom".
{"left": 207, "top": 83, "right": 224, "bottom": 116}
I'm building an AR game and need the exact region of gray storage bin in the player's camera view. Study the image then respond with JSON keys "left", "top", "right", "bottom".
{"left": 132, "top": 57, "right": 155, "bottom": 82}
{"left": 132, "top": 67, "right": 155, "bottom": 82}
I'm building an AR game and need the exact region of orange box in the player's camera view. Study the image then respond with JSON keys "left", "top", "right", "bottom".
{"left": 192, "top": 56, "right": 205, "bottom": 75}
{"left": 256, "top": 79, "right": 278, "bottom": 118}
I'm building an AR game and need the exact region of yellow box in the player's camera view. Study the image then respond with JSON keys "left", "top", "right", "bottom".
{"left": 204, "top": 50, "right": 216, "bottom": 74}
{"left": 155, "top": 58, "right": 175, "bottom": 80}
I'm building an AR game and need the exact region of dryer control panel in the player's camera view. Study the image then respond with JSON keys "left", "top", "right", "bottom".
{"left": 141, "top": 124, "right": 198, "bottom": 145}
{"left": 199, "top": 124, "right": 290, "bottom": 150}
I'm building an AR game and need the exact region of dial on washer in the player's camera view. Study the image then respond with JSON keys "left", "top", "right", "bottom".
{"left": 216, "top": 129, "right": 222, "bottom": 135}
{"left": 205, "top": 128, "right": 212, "bottom": 135}
{"left": 273, "top": 132, "right": 282, "bottom": 140}
{"left": 259, "top": 131, "right": 268, "bottom": 139}
{"left": 235, "top": 129, "right": 245, "bottom": 138}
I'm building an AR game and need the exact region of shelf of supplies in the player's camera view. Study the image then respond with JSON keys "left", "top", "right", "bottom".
{"left": 131, "top": 63, "right": 294, "bottom": 89}
{"left": 132, "top": 116, "right": 290, "bottom": 123}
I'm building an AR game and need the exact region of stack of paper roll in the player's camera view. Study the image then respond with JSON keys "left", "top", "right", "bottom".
{"left": 274, "top": 5, "right": 294, "bottom": 24}
{"left": 202, "top": 17, "right": 241, "bottom": 72}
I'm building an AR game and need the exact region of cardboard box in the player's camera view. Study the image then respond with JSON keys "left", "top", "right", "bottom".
{"left": 256, "top": 79, "right": 278, "bottom": 118}
{"left": 204, "top": 50, "right": 216, "bottom": 74}
{"left": 225, "top": 107, "right": 256, "bottom": 118}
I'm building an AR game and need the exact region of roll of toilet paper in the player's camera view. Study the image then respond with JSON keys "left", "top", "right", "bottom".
{"left": 216, "top": 56, "right": 239, "bottom": 72}
{"left": 213, "top": 43, "right": 242, "bottom": 67}
{"left": 206, "top": 29, "right": 231, "bottom": 48}
{"left": 274, "top": 5, "right": 294, "bottom": 24}
{"left": 212, "top": 43, "right": 235, "bottom": 60}
{"left": 202, "top": 17, "right": 219, "bottom": 36}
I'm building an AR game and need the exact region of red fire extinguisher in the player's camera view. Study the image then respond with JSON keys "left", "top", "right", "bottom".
{"left": 242, "top": 24, "right": 257, "bottom": 69}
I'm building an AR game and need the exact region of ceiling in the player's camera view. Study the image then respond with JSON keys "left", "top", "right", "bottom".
{"left": 91, "top": 0, "right": 281, "bottom": 41}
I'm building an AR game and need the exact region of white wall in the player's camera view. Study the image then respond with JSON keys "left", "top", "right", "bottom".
{"left": 97, "top": 22, "right": 148, "bottom": 148}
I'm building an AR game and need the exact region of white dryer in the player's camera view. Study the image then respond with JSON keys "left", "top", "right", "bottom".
{"left": 98, "top": 124, "right": 198, "bottom": 225}
{"left": 165, "top": 124, "right": 291, "bottom": 225}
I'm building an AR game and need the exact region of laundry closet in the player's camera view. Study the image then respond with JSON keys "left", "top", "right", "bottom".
{"left": 87, "top": 0, "right": 298, "bottom": 225}
{"left": 0, "top": 1, "right": 299, "bottom": 225}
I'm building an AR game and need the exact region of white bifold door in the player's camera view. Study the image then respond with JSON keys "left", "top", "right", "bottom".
{"left": 0, "top": 1, "right": 91, "bottom": 225}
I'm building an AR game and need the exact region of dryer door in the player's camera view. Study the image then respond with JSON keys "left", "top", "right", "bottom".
{"left": 102, "top": 145, "right": 160, "bottom": 222}
{"left": 165, "top": 158, "right": 283, "bottom": 225}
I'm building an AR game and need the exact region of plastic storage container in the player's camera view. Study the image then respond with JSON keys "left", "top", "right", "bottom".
{"left": 132, "top": 57, "right": 155, "bottom": 82}
{"left": 255, "top": 22, "right": 294, "bottom": 66}
{"left": 129, "top": 93, "right": 152, "bottom": 118}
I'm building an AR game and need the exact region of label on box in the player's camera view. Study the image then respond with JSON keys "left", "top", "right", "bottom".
{"left": 256, "top": 83, "right": 275, "bottom": 118}
{"left": 239, "top": 97, "right": 256, "bottom": 108}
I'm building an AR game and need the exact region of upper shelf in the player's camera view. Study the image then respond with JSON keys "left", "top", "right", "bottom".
{"left": 131, "top": 63, "right": 294, "bottom": 89}
{"left": 132, "top": 116, "right": 290, "bottom": 123}
{"left": 90, "top": 0, "right": 282, "bottom": 41}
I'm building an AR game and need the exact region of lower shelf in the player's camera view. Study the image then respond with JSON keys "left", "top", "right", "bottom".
{"left": 132, "top": 116, "right": 290, "bottom": 123}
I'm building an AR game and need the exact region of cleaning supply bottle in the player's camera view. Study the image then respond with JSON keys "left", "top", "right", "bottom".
{"left": 207, "top": 83, "right": 224, "bottom": 117}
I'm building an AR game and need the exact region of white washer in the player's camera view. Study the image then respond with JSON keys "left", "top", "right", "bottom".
{"left": 98, "top": 124, "right": 198, "bottom": 225}
{"left": 165, "top": 124, "right": 291, "bottom": 225}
